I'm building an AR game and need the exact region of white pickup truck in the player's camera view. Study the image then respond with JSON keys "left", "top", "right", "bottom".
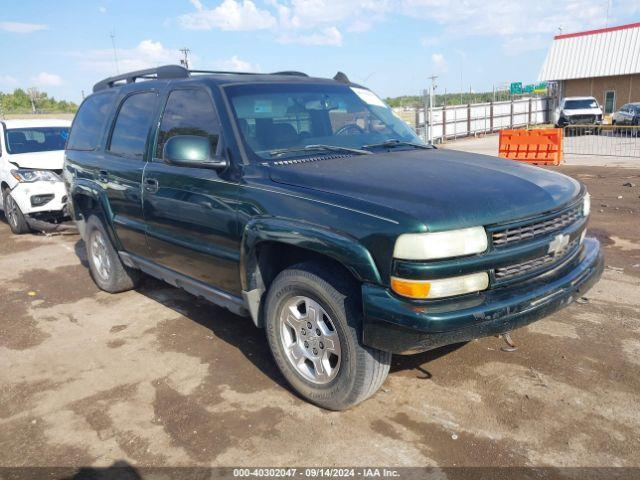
{"left": 0, "top": 118, "right": 72, "bottom": 234}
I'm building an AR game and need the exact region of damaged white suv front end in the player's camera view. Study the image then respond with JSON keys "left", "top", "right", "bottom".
{"left": 0, "top": 119, "right": 72, "bottom": 234}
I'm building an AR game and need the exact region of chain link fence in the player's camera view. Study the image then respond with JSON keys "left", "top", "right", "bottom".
{"left": 563, "top": 125, "right": 640, "bottom": 159}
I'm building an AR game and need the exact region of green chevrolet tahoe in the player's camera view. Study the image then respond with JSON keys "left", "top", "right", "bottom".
{"left": 64, "top": 65, "right": 603, "bottom": 410}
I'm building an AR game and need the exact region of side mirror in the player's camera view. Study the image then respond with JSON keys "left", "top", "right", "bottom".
{"left": 163, "top": 135, "right": 228, "bottom": 170}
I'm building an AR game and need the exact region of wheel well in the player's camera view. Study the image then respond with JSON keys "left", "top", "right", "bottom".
{"left": 72, "top": 193, "right": 99, "bottom": 218}
{"left": 254, "top": 241, "right": 360, "bottom": 293}
{"left": 1, "top": 181, "right": 9, "bottom": 193}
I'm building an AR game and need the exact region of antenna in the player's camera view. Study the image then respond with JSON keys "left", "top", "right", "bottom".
{"left": 110, "top": 30, "right": 120, "bottom": 74}
{"left": 179, "top": 47, "right": 191, "bottom": 69}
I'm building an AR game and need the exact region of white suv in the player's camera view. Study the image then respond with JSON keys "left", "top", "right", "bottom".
{"left": 553, "top": 96, "right": 603, "bottom": 127}
{"left": 0, "top": 118, "right": 72, "bottom": 234}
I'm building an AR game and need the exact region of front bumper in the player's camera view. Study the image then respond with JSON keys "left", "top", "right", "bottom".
{"left": 362, "top": 237, "right": 603, "bottom": 354}
{"left": 10, "top": 181, "right": 68, "bottom": 216}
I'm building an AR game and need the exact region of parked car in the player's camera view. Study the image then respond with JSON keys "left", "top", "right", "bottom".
{"left": 553, "top": 97, "right": 603, "bottom": 131}
{"left": 64, "top": 65, "right": 603, "bottom": 410}
{"left": 0, "top": 119, "right": 72, "bottom": 234}
{"left": 612, "top": 102, "right": 640, "bottom": 133}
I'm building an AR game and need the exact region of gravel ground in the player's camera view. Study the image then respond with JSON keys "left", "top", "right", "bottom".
{"left": 0, "top": 165, "right": 639, "bottom": 474}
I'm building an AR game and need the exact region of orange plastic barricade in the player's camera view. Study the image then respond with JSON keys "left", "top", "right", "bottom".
{"left": 498, "top": 128, "right": 563, "bottom": 166}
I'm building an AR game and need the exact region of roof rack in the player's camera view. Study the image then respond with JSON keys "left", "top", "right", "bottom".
{"left": 93, "top": 65, "right": 309, "bottom": 92}
{"left": 271, "top": 71, "right": 309, "bottom": 77}
{"left": 93, "top": 65, "right": 189, "bottom": 92}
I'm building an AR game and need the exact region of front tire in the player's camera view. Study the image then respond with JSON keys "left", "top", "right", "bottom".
{"left": 264, "top": 262, "right": 391, "bottom": 410}
{"left": 2, "top": 188, "right": 30, "bottom": 234}
{"left": 85, "top": 215, "right": 140, "bottom": 293}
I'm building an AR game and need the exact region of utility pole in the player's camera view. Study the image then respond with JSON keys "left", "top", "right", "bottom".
{"left": 179, "top": 48, "right": 191, "bottom": 69}
{"left": 110, "top": 31, "right": 120, "bottom": 74}
{"left": 427, "top": 75, "right": 438, "bottom": 145}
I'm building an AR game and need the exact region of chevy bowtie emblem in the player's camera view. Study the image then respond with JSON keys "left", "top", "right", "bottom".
{"left": 548, "top": 233, "right": 570, "bottom": 256}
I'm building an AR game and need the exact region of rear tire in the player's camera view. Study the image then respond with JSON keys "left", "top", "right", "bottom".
{"left": 2, "top": 188, "right": 30, "bottom": 234}
{"left": 264, "top": 261, "right": 391, "bottom": 410}
{"left": 85, "top": 215, "right": 140, "bottom": 293}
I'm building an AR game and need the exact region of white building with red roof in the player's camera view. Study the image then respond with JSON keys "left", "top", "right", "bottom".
{"left": 539, "top": 22, "right": 640, "bottom": 115}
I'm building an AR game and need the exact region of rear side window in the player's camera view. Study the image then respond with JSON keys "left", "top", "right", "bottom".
{"left": 109, "top": 91, "right": 157, "bottom": 159}
{"left": 67, "top": 92, "right": 114, "bottom": 151}
{"left": 156, "top": 89, "right": 220, "bottom": 159}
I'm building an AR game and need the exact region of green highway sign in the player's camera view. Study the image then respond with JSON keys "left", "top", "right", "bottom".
{"left": 510, "top": 82, "right": 522, "bottom": 95}
{"left": 510, "top": 81, "right": 547, "bottom": 95}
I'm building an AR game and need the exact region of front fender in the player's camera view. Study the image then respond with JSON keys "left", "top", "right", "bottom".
{"left": 240, "top": 218, "right": 382, "bottom": 325}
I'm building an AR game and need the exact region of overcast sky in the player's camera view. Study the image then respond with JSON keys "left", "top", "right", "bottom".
{"left": 1, "top": 0, "right": 639, "bottom": 102}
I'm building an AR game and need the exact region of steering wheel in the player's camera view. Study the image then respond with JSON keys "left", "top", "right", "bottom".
{"left": 335, "top": 123, "right": 365, "bottom": 136}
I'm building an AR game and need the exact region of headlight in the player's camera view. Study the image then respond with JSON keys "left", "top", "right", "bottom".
{"left": 391, "top": 272, "right": 489, "bottom": 300}
{"left": 583, "top": 193, "right": 590, "bottom": 217}
{"left": 10, "top": 169, "right": 60, "bottom": 183}
{"left": 393, "top": 226, "right": 488, "bottom": 260}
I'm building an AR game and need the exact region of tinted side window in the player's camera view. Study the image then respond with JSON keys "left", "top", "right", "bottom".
{"left": 67, "top": 92, "right": 115, "bottom": 151}
{"left": 156, "top": 89, "right": 219, "bottom": 159}
{"left": 109, "top": 92, "right": 157, "bottom": 159}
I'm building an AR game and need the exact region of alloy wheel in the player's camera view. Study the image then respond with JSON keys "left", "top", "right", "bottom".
{"left": 280, "top": 296, "right": 341, "bottom": 384}
{"left": 90, "top": 230, "right": 112, "bottom": 281}
{"left": 5, "top": 195, "right": 19, "bottom": 229}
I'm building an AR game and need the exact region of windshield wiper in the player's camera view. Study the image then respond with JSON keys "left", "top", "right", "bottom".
{"left": 268, "top": 144, "right": 372, "bottom": 158}
{"left": 362, "top": 139, "right": 434, "bottom": 150}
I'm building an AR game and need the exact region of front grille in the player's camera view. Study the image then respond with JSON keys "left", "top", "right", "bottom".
{"left": 568, "top": 115, "right": 595, "bottom": 124}
{"left": 492, "top": 203, "right": 582, "bottom": 247}
{"left": 495, "top": 238, "right": 579, "bottom": 281}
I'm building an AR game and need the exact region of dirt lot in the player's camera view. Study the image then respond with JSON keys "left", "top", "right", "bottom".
{"left": 1, "top": 165, "right": 639, "bottom": 472}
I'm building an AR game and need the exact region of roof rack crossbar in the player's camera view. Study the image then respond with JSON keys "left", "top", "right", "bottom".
{"left": 93, "top": 64, "right": 310, "bottom": 92}
{"left": 188, "top": 69, "right": 260, "bottom": 76}
{"left": 189, "top": 69, "right": 308, "bottom": 77}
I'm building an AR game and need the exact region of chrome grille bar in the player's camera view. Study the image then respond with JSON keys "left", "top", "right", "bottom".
{"left": 492, "top": 203, "right": 582, "bottom": 247}
{"left": 495, "top": 238, "right": 579, "bottom": 280}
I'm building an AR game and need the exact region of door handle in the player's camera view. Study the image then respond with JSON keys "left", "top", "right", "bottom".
{"left": 98, "top": 170, "right": 109, "bottom": 183}
{"left": 144, "top": 178, "right": 159, "bottom": 193}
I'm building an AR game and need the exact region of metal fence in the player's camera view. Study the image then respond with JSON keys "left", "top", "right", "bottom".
{"left": 404, "top": 97, "right": 550, "bottom": 143}
{"left": 563, "top": 125, "right": 640, "bottom": 159}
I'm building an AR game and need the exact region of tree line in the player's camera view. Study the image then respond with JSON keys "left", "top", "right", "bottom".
{"left": 385, "top": 90, "right": 516, "bottom": 108}
{"left": 0, "top": 88, "right": 78, "bottom": 114}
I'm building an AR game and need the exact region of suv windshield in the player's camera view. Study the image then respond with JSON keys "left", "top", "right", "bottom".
{"left": 564, "top": 99, "right": 598, "bottom": 110}
{"left": 226, "top": 83, "right": 425, "bottom": 160}
{"left": 5, "top": 127, "right": 69, "bottom": 154}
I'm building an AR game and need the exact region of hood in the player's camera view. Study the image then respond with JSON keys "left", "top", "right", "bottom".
{"left": 268, "top": 149, "right": 582, "bottom": 231}
{"left": 8, "top": 150, "right": 65, "bottom": 170}
{"left": 564, "top": 107, "right": 603, "bottom": 116}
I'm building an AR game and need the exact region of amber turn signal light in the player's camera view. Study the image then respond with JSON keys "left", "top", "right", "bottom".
{"left": 390, "top": 277, "right": 431, "bottom": 299}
